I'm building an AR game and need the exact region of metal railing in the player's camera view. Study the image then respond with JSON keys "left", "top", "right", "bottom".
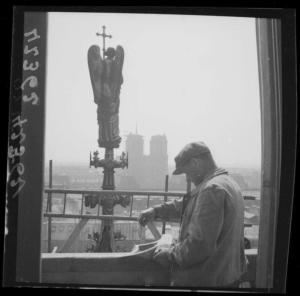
{"left": 45, "top": 188, "right": 184, "bottom": 219}
{"left": 44, "top": 188, "right": 185, "bottom": 252}
{"left": 44, "top": 188, "right": 259, "bottom": 252}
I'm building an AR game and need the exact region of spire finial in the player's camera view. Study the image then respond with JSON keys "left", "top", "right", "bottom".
{"left": 96, "top": 25, "right": 112, "bottom": 59}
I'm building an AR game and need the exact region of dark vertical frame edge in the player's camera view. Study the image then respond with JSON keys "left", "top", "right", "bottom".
{"left": 15, "top": 10, "right": 47, "bottom": 284}
{"left": 272, "top": 9, "right": 297, "bottom": 294}
{"left": 3, "top": 6, "right": 24, "bottom": 287}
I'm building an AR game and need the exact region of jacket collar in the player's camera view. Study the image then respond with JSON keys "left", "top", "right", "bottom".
{"left": 191, "top": 168, "right": 228, "bottom": 194}
{"left": 205, "top": 167, "right": 228, "bottom": 181}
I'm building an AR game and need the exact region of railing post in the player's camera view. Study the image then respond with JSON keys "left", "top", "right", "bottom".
{"left": 162, "top": 175, "right": 169, "bottom": 234}
{"left": 97, "top": 196, "right": 101, "bottom": 216}
{"left": 129, "top": 195, "right": 133, "bottom": 216}
{"left": 80, "top": 194, "right": 84, "bottom": 215}
{"left": 47, "top": 159, "right": 53, "bottom": 253}
{"left": 62, "top": 193, "right": 67, "bottom": 214}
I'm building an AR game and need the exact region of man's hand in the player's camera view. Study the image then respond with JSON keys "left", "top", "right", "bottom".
{"left": 138, "top": 208, "right": 155, "bottom": 227}
{"left": 153, "top": 246, "right": 172, "bottom": 268}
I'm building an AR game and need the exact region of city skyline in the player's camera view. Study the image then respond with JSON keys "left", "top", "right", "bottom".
{"left": 45, "top": 130, "right": 261, "bottom": 170}
{"left": 44, "top": 130, "right": 261, "bottom": 192}
{"left": 44, "top": 161, "right": 261, "bottom": 192}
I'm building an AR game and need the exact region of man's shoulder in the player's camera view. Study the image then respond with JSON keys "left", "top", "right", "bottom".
{"left": 201, "top": 173, "right": 241, "bottom": 196}
{"left": 204, "top": 173, "right": 231, "bottom": 188}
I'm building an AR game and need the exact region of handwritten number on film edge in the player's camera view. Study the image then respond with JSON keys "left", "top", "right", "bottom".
{"left": 22, "top": 28, "right": 40, "bottom": 106}
{"left": 8, "top": 28, "right": 40, "bottom": 198}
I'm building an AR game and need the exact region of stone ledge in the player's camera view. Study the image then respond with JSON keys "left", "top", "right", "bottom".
{"left": 41, "top": 238, "right": 257, "bottom": 286}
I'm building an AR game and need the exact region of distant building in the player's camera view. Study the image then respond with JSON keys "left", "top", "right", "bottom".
{"left": 45, "top": 165, "right": 102, "bottom": 189}
{"left": 227, "top": 168, "right": 261, "bottom": 190}
{"left": 117, "top": 175, "right": 139, "bottom": 190}
{"left": 125, "top": 133, "right": 145, "bottom": 189}
{"left": 150, "top": 135, "right": 168, "bottom": 159}
{"left": 126, "top": 133, "right": 144, "bottom": 162}
{"left": 121, "top": 132, "right": 168, "bottom": 190}
{"left": 148, "top": 135, "right": 168, "bottom": 189}
{"left": 52, "top": 174, "right": 70, "bottom": 188}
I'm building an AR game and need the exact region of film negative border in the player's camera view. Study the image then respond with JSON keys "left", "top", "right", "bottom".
{"left": 5, "top": 10, "right": 47, "bottom": 284}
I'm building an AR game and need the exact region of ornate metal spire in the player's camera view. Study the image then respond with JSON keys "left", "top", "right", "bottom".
{"left": 96, "top": 25, "right": 112, "bottom": 58}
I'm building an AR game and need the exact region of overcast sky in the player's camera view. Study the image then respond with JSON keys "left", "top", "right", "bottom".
{"left": 45, "top": 12, "right": 261, "bottom": 169}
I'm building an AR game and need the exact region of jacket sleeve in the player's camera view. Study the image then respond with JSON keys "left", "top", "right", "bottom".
{"left": 152, "top": 197, "right": 183, "bottom": 221}
{"left": 170, "top": 185, "right": 225, "bottom": 268}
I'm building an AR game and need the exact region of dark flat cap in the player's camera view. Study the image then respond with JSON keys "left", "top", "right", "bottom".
{"left": 172, "top": 142, "right": 211, "bottom": 175}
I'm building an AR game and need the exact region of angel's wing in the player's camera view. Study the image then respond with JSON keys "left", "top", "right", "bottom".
{"left": 112, "top": 45, "right": 124, "bottom": 85}
{"left": 87, "top": 45, "right": 103, "bottom": 104}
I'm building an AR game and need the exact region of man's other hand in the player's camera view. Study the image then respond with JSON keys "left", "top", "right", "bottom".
{"left": 153, "top": 247, "right": 171, "bottom": 268}
{"left": 138, "top": 208, "right": 155, "bottom": 227}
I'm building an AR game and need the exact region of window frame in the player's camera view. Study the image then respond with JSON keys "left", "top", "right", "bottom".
{"left": 4, "top": 8, "right": 296, "bottom": 292}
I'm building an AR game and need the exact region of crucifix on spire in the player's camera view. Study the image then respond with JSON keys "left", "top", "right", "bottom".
{"left": 96, "top": 25, "right": 112, "bottom": 59}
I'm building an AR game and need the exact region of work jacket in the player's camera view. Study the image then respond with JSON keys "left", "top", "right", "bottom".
{"left": 153, "top": 168, "right": 247, "bottom": 287}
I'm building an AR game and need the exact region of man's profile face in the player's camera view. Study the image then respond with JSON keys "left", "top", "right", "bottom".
{"left": 182, "top": 157, "right": 208, "bottom": 185}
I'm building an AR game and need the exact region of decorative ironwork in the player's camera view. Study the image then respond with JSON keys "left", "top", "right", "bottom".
{"left": 84, "top": 193, "right": 131, "bottom": 211}
{"left": 90, "top": 150, "right": 128, "bottom": 170}
{"left": 86, "top": 26, "right": 128, "bottom": 251}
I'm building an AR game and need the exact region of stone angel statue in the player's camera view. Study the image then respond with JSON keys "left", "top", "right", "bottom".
{"left": 88, "top": 45, "right": 124, "bottom": 148}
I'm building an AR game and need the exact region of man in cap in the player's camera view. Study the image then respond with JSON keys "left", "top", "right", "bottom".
{"left": 138, "top": 141, "right": 247, "bottom": 287}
